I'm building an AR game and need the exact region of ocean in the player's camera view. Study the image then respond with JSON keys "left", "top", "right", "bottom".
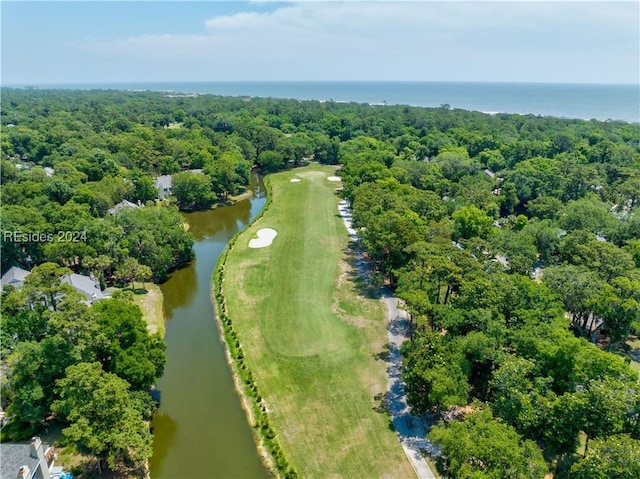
{"left": 23, "top": 81, "right": 640, "bottom": 123}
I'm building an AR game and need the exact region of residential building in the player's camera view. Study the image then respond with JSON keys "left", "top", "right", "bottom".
{"left": 154, "top": 169, "right": 204, "bottom": 199}
{"left": 0, "top": 267, "right": 31, "bottom": 291}
{"left": 107, "top": 199, "right": 140, "bottom": 215}
{"left": 0, "top": 437, "right": 52, "bottom": 479}
{"left": 60, "top": 273, "right": 104, "bottom": 304}
{"left": 154, "top": 175, "right": 172, "bottom": 199}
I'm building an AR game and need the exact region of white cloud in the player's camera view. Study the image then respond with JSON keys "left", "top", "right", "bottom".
{"left": 66, "top": 1, "right": 638, "bottom": 82}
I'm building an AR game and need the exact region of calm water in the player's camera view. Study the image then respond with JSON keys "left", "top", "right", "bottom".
{"left": 149, "top": 176, "right": 270, "bottom": 479}
{"left": 30, "top": 81, "right": 640, "bottom": 123}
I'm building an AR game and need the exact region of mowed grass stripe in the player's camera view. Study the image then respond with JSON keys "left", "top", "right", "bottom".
{"left": 224, "top": 165, "right": 415, "bottom": 478}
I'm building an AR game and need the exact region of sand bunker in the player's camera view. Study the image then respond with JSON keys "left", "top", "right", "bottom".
{"left": 290, "top": 178, "right": 301, "bottom": 183}
{"left": 249, "top": 228, "right": 278, "bottom": 248}
{"left": 327, "top": 176, "right": 342, "bottom": 182}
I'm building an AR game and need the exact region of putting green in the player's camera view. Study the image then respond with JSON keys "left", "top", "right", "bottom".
{"left": 295, "top": 170, "right": 326, "bottom": 178}
{"left": 224, "top": 165, "right": 414, "bottom": 478}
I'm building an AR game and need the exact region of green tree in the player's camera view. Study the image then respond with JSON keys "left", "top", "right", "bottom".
{"left": 111, "top": 206, "right": 194, "bottom": 280}
{"left": 82, "top": 254, "right": 112, "bottom": 285}
{"left": 593, "top": 276, "right": 640, "bottom": 346}
{"left": 116, "top": 257, "right": 140, "bottom": 289}
{"left": 93, "top": 299, "right": 166, "bottom": 390}
{"left": 429, "top": 408, "right": 548, "bottom": 479}
{"left": 22, "top": 262, "right": 73, "bottom": 312}
{"left": 131, "top": 175, "right": 157, "bottom": 203}
{"left": 559, "top": 195, "right": 615, "bottom": 234}
{"left": 543, "top": 265, "right": 602, "bottom": 338}
{"left": 452, "top": 205, "right": 494, "bottom": 240}
{"left": 402, "top": 331, "right": 469, "bottom": 413}
{"left": 2, "top": 342, "right": 47, "bottom": 435}
{"left": 581, "top": 377, "right": 637, "bottom": 452}
{"left": 569, "top": 434, "right": 640, "bottom": 479}
{"left": 136, "top": 264, "right": 153, "bottom": 290}
{"left": 46, "top": 293, "right": 100, "bottom": 360}
{"left": 205, "top": 150, "right": 249, "bottom": 198}
{"left": 257, "top": 150, "right": 285, "bottom": 173}
{"left": 171, "top": 171, "right": 215, "bottom": 211}
{"left": 541, "top": 392, "right": 585, "bottom": 456}
{"left": 623, "top": 239, "right": 640, "bottom": 268}
{"left": 52, "top": 362, "right": 153, "bottom": 475}
{"left": 432, "top": 147, "right": 477, "bottom": 182}
{"left": 488, "top": 355, "right": 540, "bottom": 434}
{"left": 500, "top": 182, "right": 519, "bottom": 214}
{"left": 0, "top": 215, "right": 28, "bottom": 273}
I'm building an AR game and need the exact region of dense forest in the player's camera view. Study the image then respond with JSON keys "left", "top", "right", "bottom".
{"left": 1, "top": 88, "right": 639, "bottom": 477}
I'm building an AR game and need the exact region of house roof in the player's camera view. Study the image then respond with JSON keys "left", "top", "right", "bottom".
{"left": 0, "top": 267, "right": 31, "bottom": 289}
{"left": 154, "top": 175, "right": 172, "bottom": 190}
{"left": 0, "top": 444, "right": 39, "bottom": 479}
{"left": 60, "top": 273, "right": 103, "bottom": 302}
{"left": 155, "top": 170, "right": 204, "bottom": 191}
{"left": 483, "top": 168, "right": 496, "bottom": 178}
{"left": 108, "top": 199, "right": 140, "bottom": 215}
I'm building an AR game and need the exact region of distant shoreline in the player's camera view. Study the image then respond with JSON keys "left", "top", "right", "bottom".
{"left": 3, "top": 81, "right": 637, "bottom": 123}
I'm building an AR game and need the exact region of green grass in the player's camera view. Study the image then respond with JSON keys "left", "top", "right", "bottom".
{"left": 132, "top": 282, "right": 165, "bottom": 336}
{"left": 626, "top": 337, "right": 640, "bottom": 375}
{"left": 224, "top": 165, "right": 415, "bottom": 478}
{"left": 106, "top": 282, "right": 165, "bottom": 336}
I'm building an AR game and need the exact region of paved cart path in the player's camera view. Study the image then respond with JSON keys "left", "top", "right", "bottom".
{"left": 339, "top": 199, "right": 437, "bottom": 479}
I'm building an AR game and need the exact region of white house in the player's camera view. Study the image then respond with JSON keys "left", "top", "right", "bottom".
{"left": 154, "top": 175, "right": 173, "bottom": 200}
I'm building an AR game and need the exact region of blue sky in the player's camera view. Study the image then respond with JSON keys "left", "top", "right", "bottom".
{"left": 2, "top": 1, "right": 638, "bottom": 84}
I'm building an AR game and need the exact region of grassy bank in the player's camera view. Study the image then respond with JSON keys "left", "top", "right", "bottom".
{"left": 105, "top": 282, "right": 165, "bottom": 336}
{"left": 221, "top": 165, "right": 414, "bottom": 478}
{"left": 132, "top": 282, "right": 165, "bottom": 336}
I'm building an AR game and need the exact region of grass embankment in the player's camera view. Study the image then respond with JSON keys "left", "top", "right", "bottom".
{"left": 626, "top": 336, "right": 640, "bottom": 375}
{"left": 106, "top": 282, "right": 165, "bottom": 336}
{"left": 132, "top": 282, "right": 165, "bottom": 336}
{"left": 220, "top": 165, "right": 414, "bottom": 478}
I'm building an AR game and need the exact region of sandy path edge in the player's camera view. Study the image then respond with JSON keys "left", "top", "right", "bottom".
{"left": 338, "top": 200, "right": 437, "bottom": 479}
{"left": 382, "top": 292, "right": 438, "bottom": 479}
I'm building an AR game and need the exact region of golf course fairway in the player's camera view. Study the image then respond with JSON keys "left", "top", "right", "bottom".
{"left": 222, "top": 165, "right": 415, "bottom": 478}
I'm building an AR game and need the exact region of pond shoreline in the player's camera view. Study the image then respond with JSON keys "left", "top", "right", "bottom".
{"left": 218, "top": 165, "right": 415, "bottom": 477}
{"left": 149, "top": 173, "right": 270, "bottom": 479}
{"left": 211, "top": 176, "right": 297, "bottom": 478}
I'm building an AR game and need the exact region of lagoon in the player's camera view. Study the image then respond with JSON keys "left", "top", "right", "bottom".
{"left": 149, "top": 175, "right": 270, "bottom": 479}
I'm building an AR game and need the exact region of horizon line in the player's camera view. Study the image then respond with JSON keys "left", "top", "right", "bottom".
{"left": 2, "top": 80, "right": 638, "bottom": 88}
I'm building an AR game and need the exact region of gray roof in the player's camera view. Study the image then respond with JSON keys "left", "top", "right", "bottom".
{"left": 61, "top": 273, "right": 103, "bottom": 302}
{"left": 154, "top": 175, "right": 172, "bottom": 190}
{"left": 493, "top": 254, "right": 509, "bottom": 267}
{"left": 0, "top": 444, "right": 39, "bottom": 479}
{"left": 108, "top": 199, "right": 140, "bottom": 215}
{"left": 155, "top": 170, "right": 203, "bottom": 191}
{"left": 0, "top": 267, "right": 31, "bottom": 289}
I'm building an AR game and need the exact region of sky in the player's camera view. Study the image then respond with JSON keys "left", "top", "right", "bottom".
{"left": 1, "top": 1, "right": 638, "bottom": 85}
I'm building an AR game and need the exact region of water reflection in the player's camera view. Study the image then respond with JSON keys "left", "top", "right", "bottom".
{"left": 150, "top": 174, "right": 269, "bottom": 479}
{"left": 187, "top": 199, "right": 253, "bottom": 242}
{"left": 149, "top": 413, "right": 178, "bottom": 478}
{"left": 160, "top": 261, "right": 198, "bottom": 322}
